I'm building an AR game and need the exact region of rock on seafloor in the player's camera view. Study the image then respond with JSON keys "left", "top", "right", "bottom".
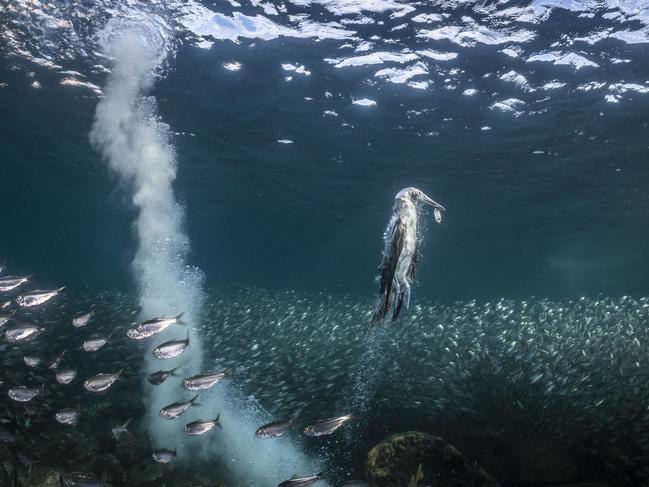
{"left": 366, "top": 431, "right": 500, "bottom": 487}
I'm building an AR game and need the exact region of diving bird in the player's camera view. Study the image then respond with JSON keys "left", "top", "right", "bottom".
{"left": 371, "top": 187, "right": 445, "bottom": 324}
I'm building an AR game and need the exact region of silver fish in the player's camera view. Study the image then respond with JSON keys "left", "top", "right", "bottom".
{"left": 82, "top": 337, "right": 108, "bottom": 352}
{"left": 16, "top": 287, "right": 64, "bottom": 308}
{"left": 0, "top": 275, "right": 30, "bottom": 292}
{"left": 5, "top": 324, "right": 44, "bottom": 343}
{"left": 160, "top": 394, "right": 199, "bottom": 419}
{"left": 61, "top": 473, "right": 112, "bottom": 487}
{"left": 8, "top": 386, "right": 42, "bottom": 402}
{"left": 147, "top": 367, "right": 180, "bottom": 385}
{"left": 55, "top": 407, "right": 80, "bottom": 426}
{"left": 24, "top": 355, "right": 41, "bottom": 367}
{"left": 303, "top": 414, "right": 355, "bottom": 437}
{"left": 278, "top": 473, "right": 324, "bottom": 487}
{"left": 56, "top": 369, "right": 77, "bottom": 385}
{"left": 111, "top": 418, "right": 132, "bottom": 440}
{"left": 182, "top": 369, "right": 230, "bottom": 391}
{"left": 255, "top": 418, "right": 293, "bottom": 438}
{"left": 48, "top": 350, "right": 66, "bottom": 369}
{"left": 72, "top": 311, "right": 94, "bottom": 328}
{"left": 434, "top": 207, "right": 443, "bottom": 223}
{"left": 0, "top": 312, "right": 14, "bottom": 328}
{"left": 184, "top": 415, "right": 221, "bottom": 436}
{"left": 83, "top": 371, "right": 121, "bottom": 393}
{"left": 153, "top": 334, "right": 189, "bottom": 359}
{"left": 152, "top": 449, "right": 176, "bottom": 463}
{"left": 127, "top": 312, "right": 185, "bottom": 340}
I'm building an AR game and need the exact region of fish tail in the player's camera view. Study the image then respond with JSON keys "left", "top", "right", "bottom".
{"left": 214, "top": 413, "right": 222, "bottom": 428}
{"left": 56, "top": 286, "right": 66, "bottom": 293}
{"left": 175, "top": 312, "right": 186, "bottom": 324}
{"left": 117, "top": 368, "right": 124, "bottom": 377}
{"left": 170, "top": 366, "right": 181, "bottom": 376}
{"left": 190, "top": 394, "right": 200, "bottom": 405}
{"left": 223, "top": 367, "right": 233, "bottom": 377}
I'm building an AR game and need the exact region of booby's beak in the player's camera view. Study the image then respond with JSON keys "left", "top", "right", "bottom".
{"left": 419, "top": 192, "right": 446, "bottom": 212}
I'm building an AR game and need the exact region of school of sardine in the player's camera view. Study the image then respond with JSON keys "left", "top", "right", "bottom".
{"left": 3, "top": 264, "right": 649, "bottom": 484}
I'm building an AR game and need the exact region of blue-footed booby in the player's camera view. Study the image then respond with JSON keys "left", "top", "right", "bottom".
{"left": 371, "top": 187, "right": 445, "bottom": 324}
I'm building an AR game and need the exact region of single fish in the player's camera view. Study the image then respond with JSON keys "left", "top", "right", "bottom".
{"left": 55, "top": 407, "right": 80, "bottom": 426}
{"left": 152, "top": 449, "right": 176, "bottom": 463}
{"left": 182, "top": 369, "right": 230, "bottom": 391}
{"left": 433, "top": 207, "right": 443, "bottom": 223}
{"left": 160, "top": 394, "right": 199, "bottom": 419}
{"left": 82, "top": 337, "right": 108, "bottom": 352}
{"left": 24, "top": 355, "right": 41, "bottom": 367}
{"left": 61, "top": 473, "right": 113, "bottom": 487}
{"left": 111, "top": 418, "right": 132, "bottom": 440}
{"left": 72, "top": 311, "right": 94, "bottom": 328}
{"left": 0, "top": 275, "right": 30, "bottom": 292}
{"left": 83, "top": 370, "right": 122, "bottom": 393}
{"left": 8, "top": 386, "right": 42, "bottom": 402}
{"left": 16, "top": 287, "right": 65, "bottom": 308}
{"left": 184, "top": 415, "right": 221, "bottom": 436}
{"left": 0, "top": 312, "right": 14, "bottom": 328}
{"left": 48, "top": 350, "right": 66, "bottom": 369}
{"left": 153, "top": 333, "right": 189, "bottom": 359}
{"left": 56, "top": 369, "right": 77, "bottom": 385}
{"left": 408, "top": 464, "right": 424, "bottom": 487}
{"left": 5, "top": 324, "right": 44, "bottom": 343}
{"left": 127, "top": 312, "right": 185, "bottom": 340}
{"left": 0, "top": 426, "right": 16, "bottom": 443}
{"left": 278, "top": 473, "right": 324, "bottom": 487}
{"left": 255, "top": 418, "right": 293, "bottom": 438}
{"left": 147, "top": 366, "right": 180, "bottom": 386}
{"left": 303, "top": 414, "right": 355, "bottom": 437}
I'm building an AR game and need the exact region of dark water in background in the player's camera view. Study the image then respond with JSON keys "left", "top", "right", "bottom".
{"left": 2, "top": 3, "right": 649, "bottom": 301}
{"left": 3, "top": 1, "right": 649, "bottom": 485}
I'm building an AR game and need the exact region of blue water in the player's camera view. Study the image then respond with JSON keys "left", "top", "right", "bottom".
{"left": 2, "top": 1, "right": 649, "bottom": 485}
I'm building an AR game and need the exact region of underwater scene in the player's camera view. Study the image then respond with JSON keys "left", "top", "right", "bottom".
{"left": 2, "top": 0, "right": 649, "bottom": 486}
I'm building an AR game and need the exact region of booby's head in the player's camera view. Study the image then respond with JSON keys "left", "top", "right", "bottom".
{"left": 395, "top": 187, "right": 446, "bottom": 222}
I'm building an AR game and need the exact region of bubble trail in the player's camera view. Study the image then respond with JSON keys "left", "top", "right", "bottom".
{"left": 90, "top": 15, "right": 325, "bottom": 483}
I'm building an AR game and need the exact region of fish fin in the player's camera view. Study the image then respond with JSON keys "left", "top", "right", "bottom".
{"left": 186, "top": 331, "right": 190, "bottom": 344}
{"left": 223, "top": 367, "right": 233, "bottom": 378}
{"left": 190, "top": 394, "right": 200, "bottom": 405}
{"left": 214, "top": 413, "right": 222, "bottom": 428}
{"left": 175, "top": 312, "right": 186, "bottom": 324}
{"left": 123, "top": 417, "right": 132, "bottom": 430}
{"left": 117, "top": 369, "right": 124, "bottom": 377}
{"left": 56, "top": 286, "right": 65, "bottom": 293}
{"left": 170, "top": 366, "right": 181, "bottom": 376}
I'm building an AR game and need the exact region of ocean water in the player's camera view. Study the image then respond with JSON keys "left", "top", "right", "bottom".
{"left": 1, "top": 0, "right": 649, "bottom": 486}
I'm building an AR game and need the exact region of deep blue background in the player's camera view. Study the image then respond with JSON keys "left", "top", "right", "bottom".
{"left": 1, "top": 35, "right": 649, "bottom": 301}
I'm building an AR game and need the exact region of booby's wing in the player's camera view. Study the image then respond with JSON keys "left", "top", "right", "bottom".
{"left": 371, "top": 217, "right": 406, "bottom": 324}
